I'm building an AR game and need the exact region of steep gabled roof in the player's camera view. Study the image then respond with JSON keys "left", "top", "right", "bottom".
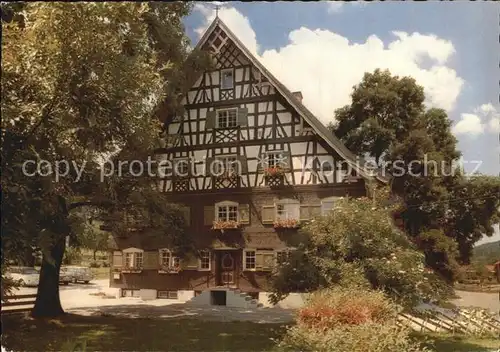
{"left": 195, "top": 17, "right": 387, "bottom": 183}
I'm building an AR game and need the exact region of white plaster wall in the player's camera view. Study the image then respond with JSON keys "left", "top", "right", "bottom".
{"left": 258, "top": 292, "right": 308, "bottom": 309}
{"left": 178, "top": 290, "right": 195, "bottom": 302}
{"left": 140, "top": 289, "right": 157, "bottom": 301}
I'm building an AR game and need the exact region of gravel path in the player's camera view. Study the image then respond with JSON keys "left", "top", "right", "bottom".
{"left": 452, "top": 290, "right": 500, "bottom": 314}
{"left": 15, "top": 280, "right": 295, "bottom": 323}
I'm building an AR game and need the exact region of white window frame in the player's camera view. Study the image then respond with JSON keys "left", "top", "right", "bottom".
{"left": 173, "top": 158, "right": 190, "bottom": 177}
{"left": 198, "top": 250, "right": 211, "bottom": 271}
{"left": 214, "top": 155, "right": 239, "bottom": 175}
{"left": 321, "top": 197, "right": 340, "bottom": 215}
{"left": 265, "top": 150, "right": 286, "bottom": 169}
{"left": 243, "top": 249, "right": 275, "bottom": 272}
{"left": 275, "top": 199, "right": 300, "bottom": 221}
{"left": 215, "top": 201, "right": 239, "bottom": 222}
{"left": 243, "top": 249, "right": 256, "bottom": 271}
{"left": 158, "top": 248, "right": 180, "bottom": 272}
{"left": 220, "top": 68, "right": 234, "bottom": 90}
{"left": 216, "top": 108, "right": 238, "bottom": 129}
{"left": 122, "top": 248, "right": 144, "bottom": 271}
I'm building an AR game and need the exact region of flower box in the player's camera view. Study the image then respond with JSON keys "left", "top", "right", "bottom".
{"left": 215, "top": 171, "right": 239, "bottom": 181}
{"left": 158, "top": 265, "right": 181, "bottom": 274}
{"left": 273, "top": 218, "right": 299, "bottom": 229}
{"left": 121, "top": 266, "right": 143, "bottom": 273}
{"left": 212, "top": 220, "right": 241, "bottom": 231}
{"left": 264, "top": 167, "right": 285, "bottom": 177}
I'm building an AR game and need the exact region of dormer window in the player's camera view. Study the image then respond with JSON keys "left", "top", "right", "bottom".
{"left": 220, "top": 69, "right": 234, "bottom": 90}
{"left": 216, "top": 108, "right": 238, "bottom": 129}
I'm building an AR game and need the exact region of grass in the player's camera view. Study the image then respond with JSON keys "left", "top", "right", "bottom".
{"left": 1, "top": 314, "right": 288, "bottom": 351}
{"left": 413, "top": 332, "right": 500, "bottom": 352}
{"left": 2, "top": 314, "right": 499, "bottom": 352}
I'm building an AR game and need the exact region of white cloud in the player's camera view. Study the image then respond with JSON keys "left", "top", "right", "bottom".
{"left": 452, "top": 113, "right": 484, "bottom": 136}
{"left": 193, "top": 4, "right": 465, "bottom": 125}
{"left": 452, "top": 103, "right": 500, "bottom": 136}
{"left": 326, "top": 2, "right": 344, "bottom": 13}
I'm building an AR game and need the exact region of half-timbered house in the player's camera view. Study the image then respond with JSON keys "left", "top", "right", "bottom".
{"left": 109, "top": 17, "right": 384, "bottom": 304}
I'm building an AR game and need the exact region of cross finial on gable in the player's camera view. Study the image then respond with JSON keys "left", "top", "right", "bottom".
{"left": 215, "top": 5, "right": 220, "bottom": 18}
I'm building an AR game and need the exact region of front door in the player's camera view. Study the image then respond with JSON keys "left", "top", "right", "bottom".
{"left": 216, "top": 251, "right": 237, "bottom": 286}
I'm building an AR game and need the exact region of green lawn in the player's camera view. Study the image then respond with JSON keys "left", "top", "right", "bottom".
{"left": 1, "top": 314, "right": 288, "bottom": 351}
{"left": 2, "top": 314, "right": 498, "bottom": 352}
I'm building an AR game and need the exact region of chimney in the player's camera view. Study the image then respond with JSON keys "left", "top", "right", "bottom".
{"left": 292, "top": 91, "right": 303, "bottom": 102}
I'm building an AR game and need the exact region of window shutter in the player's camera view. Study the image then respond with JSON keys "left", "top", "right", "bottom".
{"left": 204, "top": 205, "right": 215, "bottom": 226}
{"left": 263, "top": 253, "right": 275, "bottom": 271}
{"left": 181, "top": 206, "right": 191, "bottom": 226}
{"left": 255, "top": 253, "right": 264, "bottom": 270}
{"left": 238, "top": 155, "right": 248, "bottom": 174}
{"left": 310, "top": 205, "right": 322, "bottom": 218}
{"left": 237, "top": 107, "right": 248, "bottom": 126}
{"left": 206, "top": 111, "right": 216, "bottom": 129}
{"left": 112, "top": 251, "right": 123, "bottom": 267}
{"left": 182, "top": 252, "right": 199, "bottom": 270}
{"left": 299, "top": 205, "right": 310, "bottom": 221}
{"left": 282, "top": 151, "right": 292, "bottom": 170}
{"left": 262, "top": 205, "right": 276, "bottom": 224}
{"left": 142, "top": 251, "right": 158, "bottom": 269}
{"left": 239, "top": 204, "right": 250, "bottom": 224}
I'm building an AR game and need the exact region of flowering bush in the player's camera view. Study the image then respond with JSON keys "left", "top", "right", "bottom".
{"left": 264, "top": 167, "right": 285, "bottom": 176}
{"left": 276, "top": 287, "right": 429, "bottom": 352}
{"left": 212, "top": 220, "right": 241, "bottom": 230}
{"left": 273, "top": 218, "right": 299, "bottom": 229}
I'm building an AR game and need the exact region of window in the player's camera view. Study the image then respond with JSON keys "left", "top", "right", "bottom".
{"left": 220, "top": 69, "right": 234, "bottom": 89}
{"left": 158, "top": 290, "right": 178, "bottom": 299}
{"left": 159, "top": 249, "right": 180, "bottom": 271}
{"left": 243, "top": 249, "right": 275, "bottom": 271}
{"left": 216, "top": 108, "right": 238, "bottom": 128}
{"left": 122, "top": 248, "right": 144, "bottom": 270}
{"left": 216, "top": 201, "right": 238, "bottom": 222}
{"left": 214, "top": 155, "right": 239, "bottom": 175}
{"left": 173, "top": 158, "right": 189, "bottom": 177}
{"left": 266, "top": 151, "right": 285, "bottom": 168}
{"left": 244, "top": 250, "right": 256, "bottom": 270}
{"left": 275, "top": 199, "right": 300, "bottom": 221}
{"left": 276, "top": 249, "right": 293, "bottom": 265}
{"left": 198, "top": 250, "right": 211, "bottom": 271}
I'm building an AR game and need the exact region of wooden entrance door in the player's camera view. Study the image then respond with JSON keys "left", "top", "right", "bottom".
{"left": 216, "top": 251, "right": 237, "bottom": 286}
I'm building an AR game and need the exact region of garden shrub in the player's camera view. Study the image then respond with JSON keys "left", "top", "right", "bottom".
{"left": 88, "top": 261, "right": 101, "bottom": 268}
{"left": 276, "top": 286, "right": 429, "bottom": 352}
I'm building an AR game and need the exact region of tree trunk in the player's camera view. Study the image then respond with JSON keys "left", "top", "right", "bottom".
{"left": 93, "top": 249, "right": 97, "bottom": 261}
{"left": 31, "top": 236, "right": 66, "bottom": 318}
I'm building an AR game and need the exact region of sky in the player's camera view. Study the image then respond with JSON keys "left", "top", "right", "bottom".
{"left": 183, "top": 1, "right": 500, "bottom": 245}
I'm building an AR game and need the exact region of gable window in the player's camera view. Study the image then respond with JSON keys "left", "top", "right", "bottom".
{"left": 266, "top": 151, "right": 285, "bottom": 168}
{"left": 198, "top": 250, "right": 211, "bottom": 271}
{"left": 214, "top": 155, "right": 239, "bottom": 175}
{"left": 243, "top": 249, "right": 275, "bottom": 271}
{"left": 173, "top": 158, "right": 190, "bottom": 177}
{"left": 216, "top": 201, "right": 239, "bottom": 222}
{"left": 216, "top": 108, "right": 238, "bottom": 129}
{"left": 122, "top": 248, "right": 144, "bottom": 272}
{"left": 220, "top": 69, "right": 234, "bottom": 90}
{"left": 159, "top": 249, "right": 180, "bottom": 273}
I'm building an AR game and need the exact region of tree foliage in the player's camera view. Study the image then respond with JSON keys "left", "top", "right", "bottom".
{"left": 271, "top": 190, "right": 452, "bottom": 308}
{"left": 330, "top": 69, "right": 500, "bottom": 281}
{"left": 1, "top": 2, "right": 208, "bottom": 316}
